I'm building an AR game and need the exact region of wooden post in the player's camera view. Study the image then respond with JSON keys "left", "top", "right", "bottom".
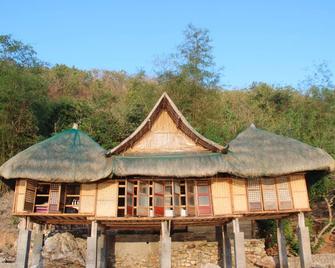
{"left": 232, "top": 219, "right": 246, "bottom": 268}
{"left": 86, "top": 221, "right": 98, "bottom": 268}
{"left": 30, "top": 223, "right": 44, "bottom": 268}
{"left": 16, "top": 217, "right": 31, "bottom": 268}
{"left": 223, "top": 224, "right": 232, "bottom": 268}
{"left": 276, "top": 219, "right": 288, "bottom": 268}
{"left": 297, "top": 212, "right": 312, "bottom": 268}
{"left": 160, "top": 221, "right": 171, "bottom": 268}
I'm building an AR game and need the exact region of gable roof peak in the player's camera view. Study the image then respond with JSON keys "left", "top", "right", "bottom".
{"left": 107, "top": 92, "right": 228, "bottom": 155}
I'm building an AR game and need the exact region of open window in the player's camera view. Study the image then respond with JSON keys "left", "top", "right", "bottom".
{"left": 196, "top": 181, "right": 212, "bottom": 216}
{"left": 64, "top": 184, "right": 80, "bottom": 213}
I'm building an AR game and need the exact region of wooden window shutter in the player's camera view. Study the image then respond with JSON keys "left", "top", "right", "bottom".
{"left": 247, "top": 179, "right": 262, "bottom": 211}
{"left": 261, "top": 178, "right": 278, "bottom": 211}
{"left": 276, "top": 177, "right": 293, "bottom": 210}
{"left": 232, "top": 178, "right": 248, "bottom": 212}
{"left": 290, "top": 174, "right": 309, "bottom": 209}
{"left": 48, "top": 184, "right": 61, "bottom": 213}
{"left": 24, "top": 180, "right": 37, "bottom": 212}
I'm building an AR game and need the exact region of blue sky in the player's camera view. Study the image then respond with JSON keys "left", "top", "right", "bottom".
{"left": 2, "top": 1, "right": 335, "bottom": 88}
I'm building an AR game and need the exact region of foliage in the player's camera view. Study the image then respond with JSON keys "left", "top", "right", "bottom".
{"left": 0, "top": 33, "right": 334, "bottom": 254}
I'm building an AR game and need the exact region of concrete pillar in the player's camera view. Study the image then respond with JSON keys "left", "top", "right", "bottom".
{"left": 297, "top": 212, "right": 312, "bottom": 268}
{"left": 160, "top": 221, "right": 171, "bottom": 268}
{"left": 232, "top": 219, "right": 246, "bottom": 268}
{"left": 276, "top": 219, "right": 288, "bottom": 268}
{"left": 223, "top": 224, "right": 232, "bottom": 268}
{"left": 16, "top": 218, "right": 31, "bottom": 268}
{"left": 97, "top": 231, "right": 106, "bottom": 268}
{"left": 216, "top": 225, "right": 224, "bottom": 267}
{"left": 86, "top": 221, "right": 98, "bottom": 268}
{"left": 30, "top": 224, "right": 44, "bottom": 268}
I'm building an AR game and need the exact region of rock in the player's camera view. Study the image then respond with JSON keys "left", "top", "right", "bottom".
{"left": 200, "top": 264, "right": 220, "bottom": 268}
{"left": 42, "top": 232, "right": 86, "bottom": 267}
{"left": 255, "top": 256, "right": 276, "bottom": 268}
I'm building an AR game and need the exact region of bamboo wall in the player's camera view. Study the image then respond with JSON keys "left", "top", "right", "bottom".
{"left": 13, "top": 174, "right": 310, "bottom": 216}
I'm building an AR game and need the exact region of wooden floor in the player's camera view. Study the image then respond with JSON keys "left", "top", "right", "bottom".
{"left": 12, "top": 209, "right": 310, "bottom": 227}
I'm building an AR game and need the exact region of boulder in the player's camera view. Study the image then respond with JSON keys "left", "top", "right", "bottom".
{"left": 42, "top": 232, "right": 86, "bottom": 267}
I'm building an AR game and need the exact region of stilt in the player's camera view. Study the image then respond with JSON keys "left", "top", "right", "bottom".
{"left": 86, "top": 221, "right": 98, "bottom": 268}
{"left": 216, "top": 225, "right": 224, "bottom": 267}
{"left": 30, "top": 224, "right": 44, "bottom": 268}
{"left": 97, "top": 226, "right": 106, "bottom": 268}
{"left": 276, "top": 219, "right": 288, "bottom": 268}
{"left": 16, "top": 218, "right": 31, "bottom": 268}
{"left": 160, "top": 221, "right": 171, "bottom": 268}
{"left": 223, "top": 224, "right": 232, "bottom": 268}
{"left": 297, "top": 212, "right": 312, "bottom": 268}
{"left": 232, "top": 219, "right": 246, "bottom": 268}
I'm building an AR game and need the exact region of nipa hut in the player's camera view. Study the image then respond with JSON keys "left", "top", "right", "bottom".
{"left": 0, "top": 93, "right": 334, "bottom": 268}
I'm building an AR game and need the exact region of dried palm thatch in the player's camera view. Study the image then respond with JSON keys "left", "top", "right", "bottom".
{"left": 110, "top": 125, "right": 335, "bottom": 178}
{"left": 0, "top": 129, "right": 112, "bottom": 182}
{"left": 225, "top": 124, "right": 335, "bottom": 178}
{"left": 110, "top": 152, "right": 227, "bottom": 178}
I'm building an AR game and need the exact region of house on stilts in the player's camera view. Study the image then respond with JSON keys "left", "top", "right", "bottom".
{"left": 0, "top": 93, "right": 334, "bottom": 268}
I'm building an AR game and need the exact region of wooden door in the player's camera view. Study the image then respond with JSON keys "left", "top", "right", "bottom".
{"left": 186, "top": 181, "right": 195, "bottom": 216}
{"left": 196, "top": 181, "right": 212, "bottom": 216}
{"left": 137, "top": 181, "right": 149, "bottom": 216}
{"left": 154, "top": 182, "right": 164, "bottom": 216}
{"left": 126, "top": 181, "right": 134, "bottom": 216}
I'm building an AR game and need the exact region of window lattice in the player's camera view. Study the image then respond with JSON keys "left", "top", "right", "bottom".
{"left": 247, "top": 179, "right": 262, "bottom": 211}
{"left": 262, "top": 179, "right": 278, "bottom": 210}
{"left": 277, "top": 177, "right": 293, "bottom": 210}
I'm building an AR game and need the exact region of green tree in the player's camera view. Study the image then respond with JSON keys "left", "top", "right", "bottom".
{"left": 175, "top": 24, "right": 221, "bottom": 87}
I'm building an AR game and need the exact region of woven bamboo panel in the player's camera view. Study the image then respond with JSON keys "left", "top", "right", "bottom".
{"left": 232, "top": 178, "right": 247, "bottom": 212}
{"left": 211, "top": 178, "right": 232, "bottom": 215}
{"left": 96, "top": 181, "right": 118, "bottom": 217}
{"left": 276, "top": 177, "right": 293, "bottom": 210}
{"left": 15, "top": 179, "right": 26, "bottom": 212}
{"left": 247, "top": 178, "right": 262, "bottom": 211}
{"left": 290, "top": 174, "right": 309, "bottom": 209}
{"left": 262, "top": 178, "right": 278, "bottom": 210}
{"left": 80, "top": 183, "right": 96, "bottom": 213}
{"left": 126, "top": 111, "right": 207, "bottom": 153}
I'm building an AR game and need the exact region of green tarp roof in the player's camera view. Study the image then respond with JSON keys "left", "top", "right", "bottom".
{"left": 0, "top": 129, "right": 112, "bottom": 182}
{"left": 1, "top": 125, "right": 334, "bottom": 182}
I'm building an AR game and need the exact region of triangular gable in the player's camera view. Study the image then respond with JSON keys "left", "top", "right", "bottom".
{"left": 107, "top": 93, "right": 227, "bottom": 155}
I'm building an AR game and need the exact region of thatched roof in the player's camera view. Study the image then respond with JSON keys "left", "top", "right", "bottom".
{"left": 110, "top": 152, "right": 228, "bottom": 178}
{"left": 109, "top": 124, "right": 335, "bottom": 178}
{"left": 225, "top": 124, "right": 335, "bottom": 178}
{"left": 107, "top": 92, "right": 227, "bottom": 155}
{"left": 0, "top": 128, "right": 112, "bottom": 182}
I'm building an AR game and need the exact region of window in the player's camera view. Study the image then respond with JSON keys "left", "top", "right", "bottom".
{"left": 276, "top": 177, "right": 293, "bottom": 210}
{"left": 64, "top": 184, "right": 80, "bottom": 213}
{"left": 196, "top": 181, "right": 213, "bottom": 216}
{"left": 247, "top": 179, "right": 262, "bottom": 211}
{"left": 262, "top": 179, "right": 278, "bottom": 210}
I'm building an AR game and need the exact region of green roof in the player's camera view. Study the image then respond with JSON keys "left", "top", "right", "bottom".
{"left": 0, "top": 129, "right": 112, "bottom": 182}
